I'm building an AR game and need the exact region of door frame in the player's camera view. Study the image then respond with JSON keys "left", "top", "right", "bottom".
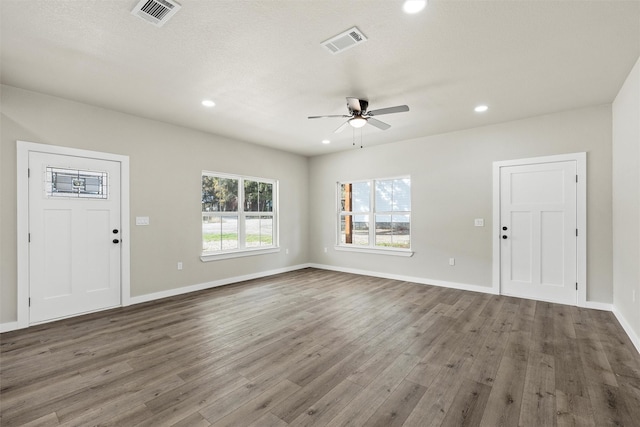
{"left": 17, "top": 141, "right": 131, "bottom": 329}
{"left": 492, "top": 152, "right": 587, "bottom": 307}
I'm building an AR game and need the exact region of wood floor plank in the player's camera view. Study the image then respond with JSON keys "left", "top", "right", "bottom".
{"left": 403, "top": 362, "right": 471, "bottom": 426}
{"left": 439, "top": 379, "right": 491, "bottom": 427}
{"left": 247, "top": 412, "right": 287, "bottom": 427}
{"left": 2, "top": 268, "right": 639, "bottom": 426}
{"left": 19, "top": 412, "right": 59, "bottom": 427}
{"left": 531, "top": 301, "right": 555, "bottom": 355}
{"left": 478, "top": 353, "right": 528, "bottom": 427}
{"left": 363, "top": 379, "right": 427, "bottom": 427}
{"left": 288, "top": 379, "right": 362, "bottom": 427}
{"left": 585, "top": 381, "right": 635, "bottom": 427}
{"left": 556, "top": 390, "right": 596, "bottom": 427}
{"left": 518, "top": 351, "right": 556, "bottom": 427}
{"left": 196, "top": 369, "right": 290, "bottom": 424}
{"left": 324, "top": 385, "right": 390, "bottom": 427}
{"left": 207, "top": 379, "right": 300, "bottom": 427}
{"left": 171, "top": 411, "right": 212, "bottom": 427}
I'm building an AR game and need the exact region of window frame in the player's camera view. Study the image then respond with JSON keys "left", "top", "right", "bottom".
{"left": 336, "top": 176, "right": 413, "bottom": 257}
{"left": 201, "top": 171, "right": 279, "bottom": 261}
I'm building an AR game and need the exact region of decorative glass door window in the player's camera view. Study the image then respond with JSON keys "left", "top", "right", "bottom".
{"left": 45, "top": 167, "right": 108, "bottom": 199}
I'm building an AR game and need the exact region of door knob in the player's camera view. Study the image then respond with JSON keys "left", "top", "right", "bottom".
{"left": 502, "top": 226, "right": 508, "bottom": 231}
{"left": 113, "top": 229, "right": 119, "bottom": 234}
{"left": 502, "top": 235, "right": 508, "bottom": 239}
{"left": 113, "top": 239, "right": 120, "bottom": 244}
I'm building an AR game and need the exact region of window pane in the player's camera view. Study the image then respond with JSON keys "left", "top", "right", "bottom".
{"left": 202, "top": 214, "right": 238, "bottom": 252}
{"left": 352, "top": 182, "right": 370, "bottom": 212}
{"left": 375, "top": 214, "right": 392, "bottom": 247}
{"left": 245, "top": 215, "right": 273, "bottom": 247}
{"left": 394, "top": 179, "right": 411, "bottom": 211}
{"left": 375, "top": 180, "right": 393, "bottom": 212}
{"left": 376, "top": 179, "right": 411, "bottom": 212}
{"left": 202, "top": 176, "right": 238, "bottom": 212}
{"left": 340, "top": 214, "right": 369, "bottom": 245}
{"left": 341, "top": 182, "right": 370, "bottom": 212}
{"left": 375, "top": 214, "right": 410, "bottom": 248}
{"left": 340, "top": 183, "right": 348, "bottom": 211}
{"left": 245, "top": 180, "right": 273, "bottom": 212}
{"left": 392, "top": 214, "right": 411, "bottom": 248}
{"left": 260, "top": 215, "right": 273, "bottom": 245}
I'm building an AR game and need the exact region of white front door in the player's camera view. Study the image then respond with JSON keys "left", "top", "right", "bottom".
{"left": 29, "top": 151, "right": 122, "bottom": 323}
{"left": 500, "top": 160, "right": 577, "bottom": 305}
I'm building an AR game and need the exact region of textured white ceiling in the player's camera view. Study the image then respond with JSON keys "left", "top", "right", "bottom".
{"left": 2, "top": 0, "right": 639, "bottom": 156}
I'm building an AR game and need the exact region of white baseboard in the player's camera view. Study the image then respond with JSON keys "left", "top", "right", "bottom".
{"left": 307, "top": 263, "right": 499, "bottom": 295}
{"left": 583, "top": 301, "right": 613, "bottom": 311}
{"left": 0, "top": 321, "right": 19, "bottom": 333}
{"left": 129, "top": 263, "right": 311, "bottom": 305}
{"left": 612, "top": 305, "right": 640, "bottom": 355}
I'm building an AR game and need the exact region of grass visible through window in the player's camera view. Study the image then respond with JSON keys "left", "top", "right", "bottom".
{"left": 203, "top": 233, "right": 272, "bottom": 243}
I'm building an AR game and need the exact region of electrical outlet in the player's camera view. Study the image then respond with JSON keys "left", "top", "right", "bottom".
{"left": 449, "top": 258, "right": 455, "bottom": 266}
{"left": 324, "top": 247, "right": 328, "bottom": 253}
{"left": 177, "top": 262, "right": 183, "bottom": 270}
{"left": 285, "top": 248, "right": 289, "bottom": 255}
{"left": 474, "top": 218, "right": 484, "bottom": 227}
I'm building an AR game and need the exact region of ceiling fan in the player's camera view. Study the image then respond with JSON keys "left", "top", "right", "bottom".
{"left": 308, "top": 97, "right": 409, "bottom": 133}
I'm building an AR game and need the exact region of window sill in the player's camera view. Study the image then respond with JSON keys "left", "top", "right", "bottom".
{"left": 334, "top": 245, "right": 414, "bottom": 257}
{"left": 201, "top": 247, "right": 280, "bottom": 262}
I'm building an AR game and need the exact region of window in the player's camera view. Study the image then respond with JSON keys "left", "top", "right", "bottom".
{"left": 338, "top": 177, "right": 411, "bottom": 253}
{"left": 46, "top": 167, "right": 108, "bottom": 199}
{"left": 202, "top": 172, "right": 277, "bottom": 259}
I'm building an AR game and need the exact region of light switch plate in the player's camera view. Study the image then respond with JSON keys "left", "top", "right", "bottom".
{"left": 136, "top": 216, "right": 150, "bottom": 226}
{"left": 474, "top": 218, "right": 484, "bottom": 227}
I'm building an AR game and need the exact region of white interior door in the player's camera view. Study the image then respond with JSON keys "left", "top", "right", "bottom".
{"left": 29, "top": 151, "right": 121, "bottom": 323}
{"left": 500, "top": 161, "right": 577, "bottom": 305}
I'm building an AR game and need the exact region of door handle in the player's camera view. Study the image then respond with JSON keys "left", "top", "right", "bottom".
{"left": 113, "top": 229, "right": 119, "bottom": 234}
{"left": 113, "top": 239, "right": 120, "bottom": 244}
{"left": 502, "top": 235, "right": 508, "bottom": 239}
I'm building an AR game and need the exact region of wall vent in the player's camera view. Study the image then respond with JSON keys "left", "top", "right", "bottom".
{"left": 321, "top": 27, "right": 367, "bottom": 55}
{"left": 131, "top": 0, "right": 181, "bottom": 27}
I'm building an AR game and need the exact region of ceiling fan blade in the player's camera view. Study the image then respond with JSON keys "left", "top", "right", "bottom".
{"left": 346, "top": 97, "right": 363, "bottom": 112}
{"left": 334, "top": 121, "right": 350, "bottom": 133}
{"left": 367, "top": 118, "right": 391, "bottom": 130}
{"left": 367, "top": 105, "right": 409, "bottom": 116}
{"left": 308, "top": 114, "right": 349, "bottom": 119}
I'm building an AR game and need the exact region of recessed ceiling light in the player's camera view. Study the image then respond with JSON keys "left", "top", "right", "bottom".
{"left": 322, "top": 140, "right": 331, "bottom": 145}
{"left": 201, "top": 99, "right": 215, "bottom": 107}
{"left": 474, "top": 105, "right": 489, "bottom": 113}
{"left": 403, "top": 0, "right": 426, "bottom": 14}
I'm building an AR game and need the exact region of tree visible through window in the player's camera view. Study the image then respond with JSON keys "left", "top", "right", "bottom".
{"left": 339, "top": 177, "right": 411, "bottom": 250}
{"left": 202, "top": 173, "right": 276, "bottom": 254}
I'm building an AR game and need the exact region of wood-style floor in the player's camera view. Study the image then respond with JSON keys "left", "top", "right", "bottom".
{"left": 1, "top": 268, "right": 640, "bottom": 427}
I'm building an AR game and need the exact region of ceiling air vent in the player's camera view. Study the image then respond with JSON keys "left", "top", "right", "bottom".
{"left": 321, "top": 27, "right": 367, "bottom": 55}
{"left": 131, "top": 0, "right": 181, "bottom": 27}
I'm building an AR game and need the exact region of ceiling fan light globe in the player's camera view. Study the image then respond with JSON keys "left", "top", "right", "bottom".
{"left": 349, "top": 117, "right": 367, "bottom": 128}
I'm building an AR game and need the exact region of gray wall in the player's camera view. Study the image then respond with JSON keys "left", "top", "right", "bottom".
{"left": 613, "top": 56, "right": 640, "bottom": 342}
{"left": 309, "top": 105, "right": 613, "bottom": 303}
{"left": 1, "top": 85, "right": 309, "bottom": 323}
{"left": 0, "top": 85, "right": 624, "bottom": 327}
